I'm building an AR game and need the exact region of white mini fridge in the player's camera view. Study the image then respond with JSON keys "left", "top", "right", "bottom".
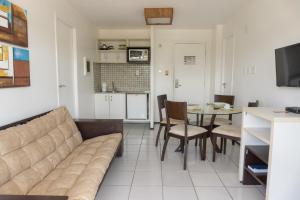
{"left": 126, "top": 94, "right": 148, "bottom": 120}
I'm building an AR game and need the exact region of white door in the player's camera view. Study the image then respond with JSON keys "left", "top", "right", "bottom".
{"left": 95, "top": 94, "right": 110, "bottom": 118}
{"left": 109, "top": 94, "right": 126, "bottom": 119}
{"left": 56, "top": 19, "right": 76, "bottom": 117}
{"left": 173, "top": 43, "right": 206, "bottom": 105}
{"left": 222, "top": 36, "right": 235, "bottom": 95}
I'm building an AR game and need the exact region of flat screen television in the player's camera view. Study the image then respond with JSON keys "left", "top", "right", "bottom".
{"left": 275, "top": 43, "right": 300, "bottom": 87}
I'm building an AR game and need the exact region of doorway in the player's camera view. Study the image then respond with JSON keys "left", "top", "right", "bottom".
{"left": 221, "top": 35, "right": 235, "bottom": 95}
{"left": 173, "top": 43, "right": 206, "bottom": 105}
{"left": 55, "top": 18, "right": 78, "bottom": 117}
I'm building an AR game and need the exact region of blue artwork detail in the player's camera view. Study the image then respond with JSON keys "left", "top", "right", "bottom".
{"left": 0, "top": 0, "right": 12, "bottom": 23}
{"left": 13, "top": 47, "right": 29, "bottom": 61}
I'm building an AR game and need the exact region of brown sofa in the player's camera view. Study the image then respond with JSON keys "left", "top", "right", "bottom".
{"left": 0, "top": 107, "right": 123, "bottom": 200}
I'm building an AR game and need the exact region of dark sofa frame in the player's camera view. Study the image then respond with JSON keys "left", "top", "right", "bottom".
{"left": 0, "top": 111, "right": 124, "bottom": 200}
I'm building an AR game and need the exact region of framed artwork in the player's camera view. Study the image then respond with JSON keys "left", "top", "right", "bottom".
{"left": 0, "top": 0, "right": 30, "bottom": 88}
{"left": 0, "top": 0, "right": 28, "bottom": 47}
{"left": 0, "top": 44, "right": 30, "bottom": 87}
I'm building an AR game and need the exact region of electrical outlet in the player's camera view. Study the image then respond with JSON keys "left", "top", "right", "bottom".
{"left": 165, "top": 70, "right": 169, "bottom": 76}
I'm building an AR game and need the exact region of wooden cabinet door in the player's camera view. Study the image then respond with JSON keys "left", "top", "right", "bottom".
{"left": 95, "top": 94, "right": 110, "bottom": 119}
{"left": 109, "top": 94, "right": 126, "bottom": 119}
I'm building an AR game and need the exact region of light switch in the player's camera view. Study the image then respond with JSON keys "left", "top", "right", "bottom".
{"left": 136, "top": 70, "right": 140, "bottom": 76}
{"left": 251, "top": 66, "right": 256, "bottom": 74}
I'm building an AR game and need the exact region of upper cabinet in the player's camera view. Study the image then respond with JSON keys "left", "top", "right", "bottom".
{"left": 95, "top": 39, "right": 150, "bottom": 64}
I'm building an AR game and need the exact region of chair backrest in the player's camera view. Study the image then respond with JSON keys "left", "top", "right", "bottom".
{"left": 165, "top": 101, "right": 188, "bottom": 124}
{"left": 157, "top": 94, "right": 167, "bottom": 122}
{"left": 248, "top": 100, "right": 259, "bottom": 107}
{"left": 214, "top": 95, "right": 235, "bottom": 106}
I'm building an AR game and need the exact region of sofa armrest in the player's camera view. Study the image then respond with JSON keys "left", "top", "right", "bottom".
{"left": 0, "top": 195, "right": 67, "bottom": 200}
{"left": 74, "top": 119, "right": 123, "bottom": 140}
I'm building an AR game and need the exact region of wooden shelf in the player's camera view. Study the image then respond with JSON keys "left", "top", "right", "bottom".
{"left": 244, "top": 128, "right": 270, "bottom": 144}
{"left": 96, "top": 49, "right": 126, "bottom": 52}
{"left": 244, "top": 167, "right": 267, "bottom": 186}
{"left": 246, "top": 145, "right": 269, "bottom": 164}
{"left": 243, "top": 145, "right": 269, "bottom": 187}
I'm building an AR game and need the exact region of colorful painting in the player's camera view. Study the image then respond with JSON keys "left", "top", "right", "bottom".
{"left": 0, "top": 1, "right": 29, "bottom": 88}
{"left": 0, "top": 44, "right": 30, "bottom": 88}
{"left": 0, "top": 0, "right": 28, "bottom": 47}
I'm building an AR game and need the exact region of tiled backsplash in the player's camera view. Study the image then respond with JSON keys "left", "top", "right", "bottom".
{"left": 94, "top": 63, "right": 150, "bottom": 92}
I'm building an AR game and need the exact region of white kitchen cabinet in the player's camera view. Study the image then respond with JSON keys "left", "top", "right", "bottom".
{"left": 109, "top": 94, "right": 126, "bottom": 119}
{"left": 95, "top": 93, "right": 125, "bottom": 119}
{"left": 127, "top": 94, "right": 148, "bottom": 120}
{"left": 97, "top": 50, "right": 127, "bottom": 63}
{"left": 95, "top": 94, "right": 110, "bottom": 118}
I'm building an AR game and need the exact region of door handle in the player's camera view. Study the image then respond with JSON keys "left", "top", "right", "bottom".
{"left": 222, "top": 82, "right": 226, "bottom": 89}
{"left": 175, "top": 79, "right": 182, "bottom": 88}
{"left": 110, "top": 95, "right": 112, "bottom": 102}
{"left": 59, "top": 84, "right": 66, "bottom": 88}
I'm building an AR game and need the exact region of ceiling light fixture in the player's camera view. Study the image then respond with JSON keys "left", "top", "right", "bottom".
{"left": 144, "top": 8, "right": 173, "bottom": 25}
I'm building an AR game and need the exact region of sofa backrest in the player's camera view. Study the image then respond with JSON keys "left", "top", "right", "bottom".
{"left": 0, "top": 107, "right": 83, "bottom": 195}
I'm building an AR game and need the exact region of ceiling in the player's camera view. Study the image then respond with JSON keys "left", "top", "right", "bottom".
{"left": 67, "top": 0, "right": 248, "bottom": 29}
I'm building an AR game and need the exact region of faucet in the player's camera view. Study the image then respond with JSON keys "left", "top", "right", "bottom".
{"left": 112, "top": 81, "right": 116, "bottom": 93}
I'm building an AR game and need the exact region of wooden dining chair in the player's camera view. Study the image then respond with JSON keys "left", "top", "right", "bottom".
{"left": 201, "top": 95, "right": 235, "bottom": 128}
{"left": 199, "top": 95, "right": 235, "bottom": 147}
{"left": 161, "top": 101, "right": 208, "bottom": 170}
{"left": 211, "top": 101, "right": 259, "bottom": 162}
{"left": 213, "top": 95, "right": 235, "bottom": 126}
{"left": 155, "top": 95, "right": 183, "bottom": 147}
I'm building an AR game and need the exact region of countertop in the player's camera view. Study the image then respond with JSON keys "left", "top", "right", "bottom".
{"left": 243, "top": 107, "right": 300, "bottom": 123}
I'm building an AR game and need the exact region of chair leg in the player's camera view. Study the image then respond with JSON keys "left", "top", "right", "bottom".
{"left": 199, "top": 137, "right": 202, "bottom": 158}
{"left": 195, "top": 138, "right": 198, "bottom": 146}
{"left": 161, "top": 136, "right": 170, "bottom": 161}
{"left": 155, "top": 125, "right": 163, "bottom": 147}
{"left": 181, "top": 139, "right": 184, "bottom": 154}
{"left": 223, "top": 138, "right": 227, "bottom": 155}
{"left": 164, "top": 127, "right": 168, "bottom": 140}
{"left": 183, "top": 138, "right": 188, "bottom": 170}
{"left": 202, "top": 134, "right": 207, "bottom": 160}
{"left": 220, "top": 138, "right": 224, "bottom": 153}
{"left": 212, "top": 134, "right": 217, "bottom": 162}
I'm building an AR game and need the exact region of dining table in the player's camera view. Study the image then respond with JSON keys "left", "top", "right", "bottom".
{"left": 186, "top": 104, "right": 242, "bottom": 160}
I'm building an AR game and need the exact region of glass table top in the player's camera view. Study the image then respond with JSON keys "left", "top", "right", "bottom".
{"left": 187, "top": 104, "right": 242, "bottom": 115}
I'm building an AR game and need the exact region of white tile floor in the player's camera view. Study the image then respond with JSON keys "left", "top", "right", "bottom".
{"left": 97, "top": 124, "right": 265, "bottom": 200}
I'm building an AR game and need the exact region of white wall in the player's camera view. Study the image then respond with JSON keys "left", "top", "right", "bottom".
{"left": 0, "top": 0, "right": 96, "bottom": 126}
{"left": 98, "top": 29, "right": 150, "bottom": 39}
{"left": 153, "top": 28, "right": 214, "bottom": 122}
{"left": 223, "top": 0, "right": 300, "bottom": 108}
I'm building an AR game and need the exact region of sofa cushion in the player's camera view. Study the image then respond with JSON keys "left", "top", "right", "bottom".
{"left": 28, "top": 133, "right": 122, "bottom": 200}
{"left": 0, "top": 107, "right": 83, "bottom": 195}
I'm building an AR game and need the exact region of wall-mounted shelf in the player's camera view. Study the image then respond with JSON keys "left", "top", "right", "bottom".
{"left": 96, "top": 50, "right": 126, "bottom": 53}
{"left": 95, "top": 38, "right": 150, "bottom": 63}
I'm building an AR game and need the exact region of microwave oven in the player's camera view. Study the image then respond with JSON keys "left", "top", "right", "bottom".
{"left": 127, "top": 47, "right": 150, "bottom": 64}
